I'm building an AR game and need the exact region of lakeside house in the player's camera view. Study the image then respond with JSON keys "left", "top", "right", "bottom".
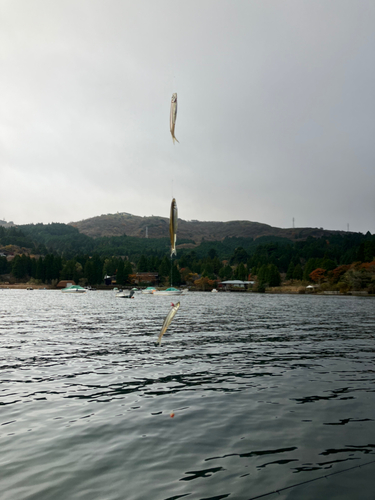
{"left": 57, "top": 280, "right": 76, "bottom": 289}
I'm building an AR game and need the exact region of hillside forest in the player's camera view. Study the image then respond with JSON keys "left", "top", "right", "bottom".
{"left": 1, "top": 223, "right": 375, "bottom": 293}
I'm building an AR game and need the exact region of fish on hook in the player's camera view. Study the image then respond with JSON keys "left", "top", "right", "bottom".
{"left": 170, "top": 93, "right": 179, "bottom": 144}
{"left": 170, "top": 197, "right": 178, "bottom": 257}
{"left": 157, "top": 302, "right": 180, "bottom": 346}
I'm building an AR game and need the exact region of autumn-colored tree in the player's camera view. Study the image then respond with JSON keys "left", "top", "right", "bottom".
{"left": 309, "top": 268, "right": 326, "bottom": 284}
{"left": 360, "top": 260, "right": 375, "bottom": 271}
{"left": 328, "top": 265, "right": 350, "bottom": 284}
{"left": 194, "top": 276, "right": 216, "bottom": 291}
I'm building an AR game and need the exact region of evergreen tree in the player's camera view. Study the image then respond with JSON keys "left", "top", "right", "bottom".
{"left": 208, "top": 248, "right": 218, "bottom": 259}
{"left": 73, "top": 262, "right": 83, "bottom": 284}
{"left": 286, "top": 262, "right": 295, "bottom": 280}
{"left": 201, "top": 262, "right": 214, "bottom": 277}
{"left": 0, "top": 256, "right": 10, "bottom": 274}
{"left": 158, "top": 256, "right": 170, "bottom": 280}
{"left": 257, "top": 264, "right": 268, "bottom": 285}
{"left": 137, "top": 255, "right": 148, "bottom": 272}
{"left": 268, "top": 264, "right": 281, "bottom": 286}
{"left": 218, "top": 264, "right": 233, "bottom": 281}
{"left": 116, "top": 260, "right": 125, "bottom": 286}
{"left": 212, "top": 257, "right": 222, "bottom": 274}
{"left": 92, "top": 255, "right": 103, "bottom": 285}
{"left": 230, "top": 247, "right": 248, "bottom": 264}
{"left": 170, "top": 263, "right": 181, "bottom": 286}
{"left": 293, "top": 263, "right": 303, "bottom": 281}
{"left": 84, "top": 259, "right": 95, "bottom": 285}
{"left": 44, "top": 254, "right": 55, "bottom": 282}
{"left": 52, "top": 256, "right": 62, "bottom": 280}
{"left": 36, "top": 256, "right": 46, "bottom": 282}
{"left": 12, "top": 255, "right": 26, "bottom": 279}
{"left": 235, "top": 262, "right": 247, "bottom": 280}
{"left": 303, "top": 258, "right": 319, "bottom": 281}
{"left": 123, "top": 260, "right": 133, "bottom": 284}
{"left": 60, "top": 259, "right": 75, "bottom": 280}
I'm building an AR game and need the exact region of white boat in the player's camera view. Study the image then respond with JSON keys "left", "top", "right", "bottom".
{"left": 115, "top": 289, "right": 135, "bottom": 299}
{"left": 141, "top": 287, "right": 157, "bottom": 294}
{"left": 61, "top": 285, "right": 86, "bottom": 293}
{"left": 211, "top": 288, "right": 218, "bottom": 293}
{"left": 152, "top": 287, "right": 183, "bottom": 296}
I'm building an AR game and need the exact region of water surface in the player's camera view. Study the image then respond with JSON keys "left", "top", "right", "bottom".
{"left": 1, "top": 290, "right": 375, "bottom": 499}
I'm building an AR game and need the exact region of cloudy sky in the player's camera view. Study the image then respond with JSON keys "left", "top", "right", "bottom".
{"left": 1, "top": 0, "right": 374, "bottom": 234}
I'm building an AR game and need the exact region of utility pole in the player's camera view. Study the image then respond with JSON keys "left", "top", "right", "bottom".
{"left": 292, "top": 217, "right": 295, "bottom": 229}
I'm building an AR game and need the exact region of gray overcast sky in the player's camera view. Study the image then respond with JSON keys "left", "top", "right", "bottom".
{"left": 1, "top": 0, "right": 374, "bottom": 233}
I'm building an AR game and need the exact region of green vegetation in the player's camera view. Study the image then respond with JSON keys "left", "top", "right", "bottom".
{"left": 1, "top": 223, "right": 375, "bottom": 293}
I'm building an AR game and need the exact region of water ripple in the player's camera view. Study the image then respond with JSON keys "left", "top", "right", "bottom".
{"left": 0, "top": 291, "right": 375, "bottom": 500}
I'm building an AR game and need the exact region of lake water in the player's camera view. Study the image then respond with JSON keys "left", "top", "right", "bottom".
{"left": 1, "top": 290, "right": 375, "bottom": 500}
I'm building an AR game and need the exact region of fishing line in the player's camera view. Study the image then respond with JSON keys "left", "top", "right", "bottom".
{"left": 247, "top": 459, "right": 375, "bottom": 500}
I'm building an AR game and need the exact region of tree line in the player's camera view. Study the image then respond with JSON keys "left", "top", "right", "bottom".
{"left": 1, "top": 223, "right": 375, "bottom": 291}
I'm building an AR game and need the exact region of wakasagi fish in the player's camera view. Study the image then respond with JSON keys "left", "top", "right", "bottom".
{"left": 157, "top": 302, "right": 180, "bottom": 346}
{"left": 170, "top": 198, "right": 178, "bottom": 257}
{"left": 170, "top": 93, "right": 179, "bottom": 144}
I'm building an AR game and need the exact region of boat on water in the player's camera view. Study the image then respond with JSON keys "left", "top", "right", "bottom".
{"left": 211, "top": 288, "right": 218, "bottom": 293}
{"left": 115, "top": 289, "right": 135, "bottom": 299}
{"left": 142, "top": 287, "right": 157, "bottom": 294}
{"left": 61, "top": 285, "right": 86, "bottom": 293}
{"left": 153, "top": 287, "right": 183, "bottom": 296}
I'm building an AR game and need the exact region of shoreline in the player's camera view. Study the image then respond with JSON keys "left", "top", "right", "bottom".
{"left": 0, "top": 283, "right": 373, "bottom": 297}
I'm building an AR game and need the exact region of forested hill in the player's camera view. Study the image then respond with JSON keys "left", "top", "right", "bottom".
{"left": 69, "top": 212, "right": 347, "bottom": 242}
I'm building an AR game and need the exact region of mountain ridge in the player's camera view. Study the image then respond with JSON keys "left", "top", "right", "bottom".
{"left": 69, "top": 212, "right": 349, "bottom": 243}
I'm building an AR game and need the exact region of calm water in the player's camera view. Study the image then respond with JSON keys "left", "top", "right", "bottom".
{"left": 1, "top": 290, "right": 375, "bottom": 500}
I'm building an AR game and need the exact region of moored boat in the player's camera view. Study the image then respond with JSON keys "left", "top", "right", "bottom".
{"left": 142, "top": 287, "right": 157, "bottom": 294}
{"left": 61, "top": 285, "right": 86, "bottom": 293}
{"left": 153, "top": 287, "right": 183, "bottom": 296}
{"left": 115, "top": 289, "right": 135, "bottom": 299}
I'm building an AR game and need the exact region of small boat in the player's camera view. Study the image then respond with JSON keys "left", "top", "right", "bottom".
{"left": 211, "top": 288, "right": 218, "bottom": 293}
{"left": 115, "top": 289, "right": 135, "bottom": 299}
{"left": 141, "top": 287, "right": 157, "bottom": 294}
{"left": 61, "top": 285, "right": 86, "bottom": 293}
{"left": 153, "top": 287, "right": 183, "bottom": 296}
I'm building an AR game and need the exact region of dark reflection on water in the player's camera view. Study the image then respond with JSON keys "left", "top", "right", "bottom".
{"left": 1, "top": 290, "right": 375, "bottom": 500}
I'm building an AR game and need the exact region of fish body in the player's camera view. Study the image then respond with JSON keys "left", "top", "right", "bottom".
{"left": 170, "top": 93, "right": 179, "bottom": 144}
{"left": 157, "top": 302, "right": 180, "bottom": 345}
{"left": 170, "top": 198, "right": 178, "bottom": 257}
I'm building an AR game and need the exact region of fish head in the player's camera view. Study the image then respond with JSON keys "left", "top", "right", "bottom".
{"left": 171, "top": 93, "right": 177, "bottom": 102}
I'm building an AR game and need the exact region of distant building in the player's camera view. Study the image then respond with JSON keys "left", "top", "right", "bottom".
{"left": 104, "top": 275, "right": 113, "bottom": 285}
{"left": 57, "top": 280, "right": 76, "bottom": 289}
{"left": 134, "top": 272, "right": 159, "bottom": 285}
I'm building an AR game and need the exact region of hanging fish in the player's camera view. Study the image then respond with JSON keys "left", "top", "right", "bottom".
{"left": 170, "top": 197, "right": 178, "bottom": 257}
{"left": 157, "top": 302, "right": 181, "bottom": 346}
{"left": 170, "top": 93, "right": 179, "bottom": 144}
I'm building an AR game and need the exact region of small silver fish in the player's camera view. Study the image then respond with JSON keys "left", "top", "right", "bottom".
{"left": 157, "top": 302, "right": 180, "bottom": 346}
{"left": 169, "top": 198, "right": 178, "bottom": 257}
{"left": 170, "top": 93, "right": 179, "bottom": 144}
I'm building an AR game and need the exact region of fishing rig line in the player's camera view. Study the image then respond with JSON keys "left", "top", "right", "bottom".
{"left": 247, "top": 459, "right": 375, "bottom": 500}
{"left": 170, "top": 255, "right": 173, "bottom": 287}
